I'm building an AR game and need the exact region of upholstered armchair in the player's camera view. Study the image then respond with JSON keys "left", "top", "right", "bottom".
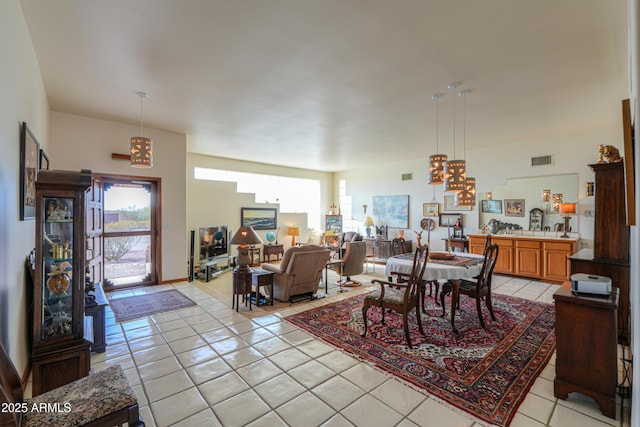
{"left": 329, "top": 241, "right": 367, "bottom": 287}
{"left": 338, "top": 231, "right": 362, "bottom": 256}
{"left": 260, "top": 245, "right": 331, "bottom": 302}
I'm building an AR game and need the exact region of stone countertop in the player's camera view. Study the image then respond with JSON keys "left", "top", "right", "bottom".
{"left": 467, "top": 233, "right": 580, "bottom": 242}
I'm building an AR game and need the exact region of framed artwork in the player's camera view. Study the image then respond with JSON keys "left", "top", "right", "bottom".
{"left": 20, "top": 122, "right": 40, "bottom": 220}
{"left": 443, "top": 194, "right": 472, "bottom": 211}
{"left": 439, "top": 213, "right": 462, "bottom": 227}
{"left": 505, "top": 199, "right": 525, "bottom": 217}
{"left": 372, "top": 195, "right": 409, "bottom": 228}
{"left": 240, "top": 207, "right": 277, "bottom": 229}
{"left": 325, "top": 214, "right": 342, "bottom": 233}
{"left": 622, "top": 99, "right": 635, "bottom": 225}
{"left": 423, "top": 203, "right": 439, "bottom": 217}
{"left": 39, "top": 149, "right": 49, "bottom": 170}
{"left": 481, "top": 199, "right": 502, "bottom": 214}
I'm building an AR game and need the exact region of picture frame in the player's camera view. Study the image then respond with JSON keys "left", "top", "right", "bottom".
{"left": 423, "top": 203, "right": 439, "bottom": 217}
{"left": 505, "top": 199, "right": 525, "bottom": 217}
{"left": 622, "top": 99, "right": 635, "bottom": 225}
{"left": 372, "top": 195, "right": 409, "bottom": 228}
{"left": 481, "top": 199, "right": 503, "bottom": 214}
{"left": 240, "top": 207, "right": 277, "bottom": 229}
{"left": 443, "top": 194, "right": 472, "bottom": 211}
{"left": 39, "top": 149, "right": 49, "bottom": 170}
{"left": 20, "top": 122, "right": 40, "bottom": 220}
{"left": 439, "top": 213, "right": 462, "bottom": 227}
{"left": 325, "top": 214, "right": 342, "bottom": 233}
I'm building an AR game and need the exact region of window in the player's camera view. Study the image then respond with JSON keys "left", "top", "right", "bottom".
{"left": 194, "top": 168, "right": 322, "bottom": 230}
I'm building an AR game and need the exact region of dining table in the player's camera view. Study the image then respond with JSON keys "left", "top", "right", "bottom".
{"left": 384, "top": 252, "right": 485, "bottom": 334}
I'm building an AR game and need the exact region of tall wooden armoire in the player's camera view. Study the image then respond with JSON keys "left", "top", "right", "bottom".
{"left": 569, "top": 161, "right": 630, "bottom": 343}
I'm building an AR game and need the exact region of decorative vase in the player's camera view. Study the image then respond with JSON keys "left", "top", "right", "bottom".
{"left": 46, "top": 273, "right": 70, "bottom": 296}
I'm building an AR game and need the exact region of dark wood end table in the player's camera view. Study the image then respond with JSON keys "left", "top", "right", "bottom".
{"left": 252, "top": 268, "right": 274, "bottom": 306}
{"left": 263, "top": 244, "right": 284, "bottom": 263}
{"left": 232, "top": 269, "right": 253, "bottom": 311}
{"left": 84, "top": 283, "right": 108, "bottom": 353}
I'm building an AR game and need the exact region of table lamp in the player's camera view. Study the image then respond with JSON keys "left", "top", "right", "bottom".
{"left": 559, "top": 203, "right": 576, "bottom": 238}
{"left": 364, "top": 217, "right": 375, "bottom": 238}
{"left": 229, "top": 226, "right": 263, "bottom": 271}
{"left": 288, "top": 226, "right": 300, "bottom": 246}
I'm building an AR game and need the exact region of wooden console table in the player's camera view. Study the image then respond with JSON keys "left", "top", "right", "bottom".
{"left": 443, "top": 237, "right": 469, "bottom": 252}
{"left": 553, "top": 283, "right": 618, "bottom": 419}
{"left": 263, "top": 244, "right": 284, "bottom": 263}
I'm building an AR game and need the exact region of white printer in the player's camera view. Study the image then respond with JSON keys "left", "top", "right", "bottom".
{"left": 570, "top": 273, "right": 612, "bottom": 295}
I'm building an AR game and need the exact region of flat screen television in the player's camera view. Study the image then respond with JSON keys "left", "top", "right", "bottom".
{"left": 199, "top": 226, "right": 229, "bottom": 260}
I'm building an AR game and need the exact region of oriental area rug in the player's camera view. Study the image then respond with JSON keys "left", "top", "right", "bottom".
{"left": 109, "top": 290, "right": 197, "bottom": 323}
{"left": 285, "top": 293, "right": 556, "bottom": 427}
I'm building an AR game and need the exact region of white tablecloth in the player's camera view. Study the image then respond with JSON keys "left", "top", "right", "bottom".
{"left": 385, "top": 253, "right": 484, "bottom": 281}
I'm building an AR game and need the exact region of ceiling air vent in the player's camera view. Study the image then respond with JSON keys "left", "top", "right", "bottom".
{"left": 402, "top": 173, "right": 413, "bottom": 181}
{"left": 531, "top": 155, "right": 553, "bottom": 167}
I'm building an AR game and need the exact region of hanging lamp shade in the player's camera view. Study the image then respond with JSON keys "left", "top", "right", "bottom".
{"left": 541, "top": 189, "right": 551, "bottom": 202}
{"left": 428, "top": 154, "right": 447, "bottom": 184}
{"left": 456, "top": 177, "right": 476, "bottom": 206}
{"left": 443, "top": 159, "right": 466, "bottom": 192}
{"left": 130, "top": 136, "right": 153, "bottom": 168}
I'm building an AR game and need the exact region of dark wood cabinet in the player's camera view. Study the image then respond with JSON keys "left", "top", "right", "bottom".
{"left": 32, "top": 170, "right": 92, "bottom": 396}
{"left": 365, "top": 239, "right": 412, "bottom": 261}
{"left": 569, "top": 161, "right": 630, "bottom": 342}
{"left": 553, "top": 284, "right": 618, "bottom": 419}
{"left": 84, "top": 283, "right": 108, "bottom": 353}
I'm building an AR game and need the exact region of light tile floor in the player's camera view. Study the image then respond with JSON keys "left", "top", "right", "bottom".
{"left": 81, "top": 265, "right": 630, "bottom": 426}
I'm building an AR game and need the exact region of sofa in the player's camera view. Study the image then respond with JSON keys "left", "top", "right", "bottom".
{"left": 260, "top": 244, "right": 331, "bottom": 301}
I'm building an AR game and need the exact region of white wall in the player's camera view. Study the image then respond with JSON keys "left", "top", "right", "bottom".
{"left": 186, "top": 153, "right": 334, "bottom": 259}
{"left": 0, "top": 0, "right": 50, "bottom": 374}
{"left": 335, "top": 122, "right": 623, "bottom": 252}
{"left": 50, "top": 112, "right": 187, "bottom": 282}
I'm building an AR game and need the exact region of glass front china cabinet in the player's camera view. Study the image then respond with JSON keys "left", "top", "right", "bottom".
{"left": 31, "top": 169, "right": 92, "bottom": 396}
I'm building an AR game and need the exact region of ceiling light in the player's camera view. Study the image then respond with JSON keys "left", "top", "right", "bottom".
{"left": 130, "top": 91, "right": 153, "bottom": 168}
{"left": 455, "top": 89, "right": 475, "bottom": 206}
{"left": 428, "top": 93, "right": 447, "bottom": 185}
{"left": 444, "top": 85, "right": 466, "bottom": 193}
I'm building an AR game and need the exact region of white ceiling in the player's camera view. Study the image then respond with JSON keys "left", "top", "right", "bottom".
{"left": 20, "top": 0, "right": 629, "bottom": 172}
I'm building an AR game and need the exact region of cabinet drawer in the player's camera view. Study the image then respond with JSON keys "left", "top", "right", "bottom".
{"left": 544, "top": 242, "right": 573, "bottom": 251}
{"left": 516, "top": 240, "right": 541, "bottom": 249}
{"left": 492, "top": 238, "right": 514, "bottom": 247}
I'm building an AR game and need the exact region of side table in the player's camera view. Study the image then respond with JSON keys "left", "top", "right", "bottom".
{"left": 263, "top": 244, "right": 284, "bottom": 263}
{"left": 252, "top": 268, "right": 274, "bottom": 306}
{"left": 553, "top": 283, "right": 618, "bottom": 419}
{"left": 443, "top": 237, "right": 469, "bottom": 252}
{"left": 232, "top": 269, "right": 253, "bottom": 311}
{"left": 84, "top": 283, "right": 108, "bottom": 353}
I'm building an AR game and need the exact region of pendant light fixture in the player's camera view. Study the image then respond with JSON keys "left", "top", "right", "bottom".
{"left": 455, "top": 89, "right": 476, "bottom": 206}
{"left": 130, "top": 91, "right": 153, "bottom": 168}
{"left": 428, "top": 93, "right": 447, "bottom": 185}
{"left": 444, "top": 82, "right": 466, "bottom": 193}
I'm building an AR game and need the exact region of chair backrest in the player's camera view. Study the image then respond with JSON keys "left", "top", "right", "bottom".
{"left": 478, "top": 243, "right": 499, "bottom": 291}
{"left": 341, "top": 241, "right": 367, "bottom": 276}
{"left": 404, "top": 245, "right": 429, "bottom": 302}
{"left": 0, "top": 340, "right": 24, "bottom": 426}
{"left": 391, "top": 238, "right": 406, "bottom": 255}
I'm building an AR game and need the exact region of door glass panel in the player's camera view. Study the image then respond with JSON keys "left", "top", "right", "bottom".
{"left": 103, "top": 182, "right": 153, "bottom": 288}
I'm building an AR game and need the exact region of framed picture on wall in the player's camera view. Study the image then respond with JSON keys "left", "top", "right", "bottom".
{"left": 20, "top": 122, "right": 40, "bottom": 220}
{"left": 439, "top": 213, "right": 462, "bottom": 227}
{"left": 443, "top": 195, "right": 472, "bottom": 211}
{"left": 325, "top": 214, "right": 342, "bottom": 233}
{"left": 372, "top": 195, "right": 409, "bottom": 228}
{"left": 423, "top": 203, "right": 439, "bottom": 217}
{"left": 240, "top": 207, "right": 277, "bottom": 229}
{"left": 481, "top": 199, "right": 503, "bottom": 214}
{"left": 505, "top": 199, "right": 525, "bottom": 217}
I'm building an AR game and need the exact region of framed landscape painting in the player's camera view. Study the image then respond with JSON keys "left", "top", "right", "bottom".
{"left": 481, "top": 199, "right": 502, "bottom": 214}
{"left": 240, "top": 207, "right": 277, "bottom": 229}
{"left": 373, "top": 195, "right": 409, "bottom": 228}
{"left": 423, "top": 203, "right": 439, "bottom": 217}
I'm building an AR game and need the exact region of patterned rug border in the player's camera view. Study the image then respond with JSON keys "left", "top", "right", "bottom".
{"left": 284, "top": 293, "right": 556, "bottom": 427}
{"left": 109, "top": 289, "right": 197, "bottom": 323}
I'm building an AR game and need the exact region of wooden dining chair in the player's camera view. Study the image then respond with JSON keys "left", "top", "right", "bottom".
{"left": 391, "top": 237, "right": 407, "bottom": 255}
{"left": 361, "top": 245, "right": 429, "bottom": 348}
{"left": 439, "top": 243, "right": 499, "bottom": 329}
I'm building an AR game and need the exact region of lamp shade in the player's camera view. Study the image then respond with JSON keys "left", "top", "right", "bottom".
{"left": 130, "top": 136, "right": 153, "bottom": 168}
{"left": 559, "top": 203, "right": 576, "bottom": 215}
{"left": 287, "top": 227, "right": 300, "bottom": 236}
{"left": 456, "top": 177, "right": 476, "bottom": 206}
{"left": 552, "top": 193, "right": 563, "bottom": 211}
{"left": 428, "top": 154, "right": 448, "bottom": 184}
{"left": 363, "top": 216, "right": 375, "bottom": 227}
{"left": 230, "top": 226, "right": 263, "bottom": 246}
{"left": 541, "top": 189, "right": 551, "bottom": 202}
{"left": 443, "top": 159, "right": 466, "bottom": 192}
